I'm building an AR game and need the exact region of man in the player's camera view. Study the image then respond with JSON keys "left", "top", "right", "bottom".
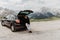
{"left": 17, "top": 14, "right": 32, "bottom": 33}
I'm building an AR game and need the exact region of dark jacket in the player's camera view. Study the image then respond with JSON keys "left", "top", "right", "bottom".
{"left": 17, "top": 15, "right": 30, "bottom": 26}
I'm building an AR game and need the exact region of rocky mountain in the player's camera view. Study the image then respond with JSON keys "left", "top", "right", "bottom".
{"left": 0, "top": 7, "right": 16, "bottom": 18}
{"left": 28, "top": 7, "right": 60, "bottom": 19}
{"left": 0, "top": 7, "right": 60, "bottom": 19}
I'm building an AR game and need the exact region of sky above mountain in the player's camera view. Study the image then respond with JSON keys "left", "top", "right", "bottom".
{"left": 0, "top": 0, "right": 60, "bottom": 11}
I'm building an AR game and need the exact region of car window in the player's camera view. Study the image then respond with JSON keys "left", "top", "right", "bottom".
{"left": 6, "top": 14, "right": 17, "bottom": 20}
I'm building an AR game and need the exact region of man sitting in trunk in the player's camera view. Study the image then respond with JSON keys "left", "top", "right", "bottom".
{"left": 17, "top": 12, "right": 32, "bottom": 33}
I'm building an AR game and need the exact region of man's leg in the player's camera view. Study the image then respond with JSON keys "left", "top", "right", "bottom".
{"left": 26, "top": 23, "right": 32, "bottom": 33}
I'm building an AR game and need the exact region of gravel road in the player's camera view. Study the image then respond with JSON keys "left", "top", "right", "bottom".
{"left": 0, "top": 20, "right": 60, "bottom": 40}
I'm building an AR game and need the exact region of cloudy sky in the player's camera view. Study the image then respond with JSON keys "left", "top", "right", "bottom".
{"left": 0, "top": 0, "right": 60, "bottom": 11}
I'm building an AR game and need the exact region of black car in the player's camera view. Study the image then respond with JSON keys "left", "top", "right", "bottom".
{"left": 1, "top": 10, "right": 33, "bottom": 32}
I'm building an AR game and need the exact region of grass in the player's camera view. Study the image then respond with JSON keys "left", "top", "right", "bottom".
{"left": 0, "top": 16, "right": 60, "bottom": 22}
{"left": 30, "top": 17, "right": 60, "bottom": 22}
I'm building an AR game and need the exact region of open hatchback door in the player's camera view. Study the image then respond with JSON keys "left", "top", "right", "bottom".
{"left": 18, "top": 10, "right": 33, "bottom": 15}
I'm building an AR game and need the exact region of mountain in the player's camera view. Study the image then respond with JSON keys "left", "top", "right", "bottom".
{"left": 0, "top": 7, "right": 16, "bottom": 17}
{"left": 28, "top": 7, "right": 60, "bottom": 19}
{"left": 0, "top": 7, "right": 60, "bottom": 19}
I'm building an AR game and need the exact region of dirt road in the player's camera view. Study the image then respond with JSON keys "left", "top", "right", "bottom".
{"left": 0, "top": 20, "right": 60, "bottom": 40}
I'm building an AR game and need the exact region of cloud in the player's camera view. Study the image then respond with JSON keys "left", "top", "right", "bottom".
{"left": 23, "top": 0, "right": 60, "bottom": 8}
{"left": 0, "top": 0, "right": 60, "bottom": 11}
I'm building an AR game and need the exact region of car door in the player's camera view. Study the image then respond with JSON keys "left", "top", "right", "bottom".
{"left": 5, "top": 14, "right": 16, "bottom": 27}
{"left": 3, "top": 17, "right": 11, "bottom": 27}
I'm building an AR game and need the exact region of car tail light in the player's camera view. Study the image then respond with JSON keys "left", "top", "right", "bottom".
{"left": 15, "top": 19, "right": 20, "bottom": 23}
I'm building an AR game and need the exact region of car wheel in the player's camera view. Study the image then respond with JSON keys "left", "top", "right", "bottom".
{"left": 1, "top": 22, "right": 5, "bottom": 26}
{"left": 11, "top": 25, "right": 16, "bottom": 32}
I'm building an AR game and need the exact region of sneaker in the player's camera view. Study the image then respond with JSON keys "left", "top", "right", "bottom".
{"left": 29, "top": 31, "right": 32, "bottom": 33}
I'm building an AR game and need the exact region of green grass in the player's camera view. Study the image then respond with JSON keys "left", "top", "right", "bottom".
{"left": 30, "top": 17, "right": 60, "bottom": 22}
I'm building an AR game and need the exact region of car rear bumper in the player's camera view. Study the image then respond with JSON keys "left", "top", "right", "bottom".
{"left": 14, "top": 23, "right": 26, "bottom": 29}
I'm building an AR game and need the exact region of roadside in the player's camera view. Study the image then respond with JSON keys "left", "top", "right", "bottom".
{"left": 31, "top": 20, "right": 60, "bottom": 31}
{"left": 30, "top": 17, "right": 60, "bottom": 22}
{"left": 0, "top": 20, "right": 60, "bottom": 40}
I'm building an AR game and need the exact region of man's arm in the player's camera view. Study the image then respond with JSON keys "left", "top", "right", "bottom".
{"left": 26, "top": 17, "right": 30, "bottom": 24}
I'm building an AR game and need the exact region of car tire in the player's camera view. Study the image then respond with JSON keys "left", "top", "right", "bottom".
{"left": 1, "top": 21, "right": 5, "bottom": 26}
{"left": 11, "top": 25, "right": 16, "bottom": 32}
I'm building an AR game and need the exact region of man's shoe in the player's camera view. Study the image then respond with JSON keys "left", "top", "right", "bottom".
{"left": 29, "top": 31, "right": 32, "bottom": 33}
